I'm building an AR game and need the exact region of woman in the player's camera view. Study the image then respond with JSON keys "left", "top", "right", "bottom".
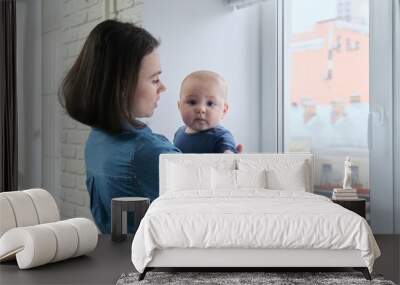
{"left": 60, "top": 20, "right": 179, "bottom": 233}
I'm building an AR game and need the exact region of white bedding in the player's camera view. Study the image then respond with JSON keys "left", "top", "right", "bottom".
{"left": 131, "top": 190, "right": 380, "bottom": 273}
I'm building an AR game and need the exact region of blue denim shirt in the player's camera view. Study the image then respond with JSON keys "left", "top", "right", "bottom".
{"left": 85, "top": 124, "right": 180, "bottom": 233}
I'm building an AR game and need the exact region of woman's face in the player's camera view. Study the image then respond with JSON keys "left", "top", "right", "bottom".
{"left": 132, "top": 50, "right": 166, "bottom": 118}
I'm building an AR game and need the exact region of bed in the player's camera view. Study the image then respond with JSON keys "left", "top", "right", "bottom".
{"left": 131, "top": 154, "right": 380, "bottom": 280}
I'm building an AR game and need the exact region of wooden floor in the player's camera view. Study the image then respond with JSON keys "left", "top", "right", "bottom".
{"left": 373, "top": 235, "right": 400, "bottom": 284}
{"left": 0, "top": 234, "right": 398, "bottom": 284}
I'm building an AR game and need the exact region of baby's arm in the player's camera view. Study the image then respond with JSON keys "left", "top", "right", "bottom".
{"left": 215, "top": 130, "right": 237, "bottom": 153}
{"left": 224, "top": 144, "right": 243, "bottom": 153}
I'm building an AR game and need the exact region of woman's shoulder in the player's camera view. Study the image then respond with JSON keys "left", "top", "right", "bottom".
{"left": 87, "top": 126, "right": 179, "bottom": 155}
{"left": 87, "top": 127, "right": 141, "bottom": 148}
{"left": 136, "top": 128, "right": 180, "bottom": 154}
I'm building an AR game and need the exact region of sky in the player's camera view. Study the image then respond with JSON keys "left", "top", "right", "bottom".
{"left": 289, "top": 0, "right": 337, "bottom": 33}
{"left": 289, "top": 0, "right": 369, "bottom": 33}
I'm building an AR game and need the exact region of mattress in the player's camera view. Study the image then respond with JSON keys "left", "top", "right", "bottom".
{"left": 131, "top": 190, "right": 380, "bottom": 273}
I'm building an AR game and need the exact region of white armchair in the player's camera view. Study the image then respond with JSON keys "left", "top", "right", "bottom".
{"left": 0, "top": 189, "right": 98, "bottom": 269}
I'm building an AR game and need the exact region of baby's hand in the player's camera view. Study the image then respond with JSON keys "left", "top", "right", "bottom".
{"left": 223, "top": 144, "right": 243, "bottom": 154}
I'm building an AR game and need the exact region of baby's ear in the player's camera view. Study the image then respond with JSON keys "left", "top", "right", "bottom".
{"left": 177, "top": 100, "right": 181, "bottom": 110}
{"left": 222, "top": 103, "right": 229, "bottom": 117}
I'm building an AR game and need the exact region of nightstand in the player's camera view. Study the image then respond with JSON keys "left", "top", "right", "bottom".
{"left": 111, "top": 197, "right": 150, "bottom": 241}
{"left": 332, "top": 198, "right": 366, "bottom": 218}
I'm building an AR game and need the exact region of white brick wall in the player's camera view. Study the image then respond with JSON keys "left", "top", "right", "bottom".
{"left": 57, "top": 0, "right": 144, "bottom": 220}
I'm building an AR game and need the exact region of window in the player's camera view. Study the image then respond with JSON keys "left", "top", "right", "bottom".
{"left": 283, "top": 0, "right": 370, "bottom": 220}
{"left": 328, "top": 49, "right": 333, "bottom": 60}
{"left": 320, "top": 163, "right": 333, "bottom": 185}
{"left": 324, "top": 69, "right": 333, "bottom": 80}
{"left": 346, "top": 38, "right": 351, "bottom": 50}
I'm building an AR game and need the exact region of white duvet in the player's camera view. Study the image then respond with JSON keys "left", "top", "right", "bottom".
{"left": 131, "top": 190, "right": 380, "bottom": 273}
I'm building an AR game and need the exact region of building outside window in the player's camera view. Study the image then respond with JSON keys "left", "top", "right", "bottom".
{"left": 283, "top": 0, "right": 370, "bottom": 220}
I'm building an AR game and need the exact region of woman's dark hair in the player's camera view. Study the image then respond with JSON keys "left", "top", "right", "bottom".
{"left": 59, "top": 20, "right": 159, "bottom": 133}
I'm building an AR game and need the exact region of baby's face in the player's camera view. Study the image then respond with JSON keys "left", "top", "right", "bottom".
{"left": 178, "top": 79, "right": 228, "bottom": 133}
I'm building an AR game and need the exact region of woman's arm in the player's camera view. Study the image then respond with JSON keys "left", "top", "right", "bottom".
{"left": 132, "top": 135, "right": 180, "bottom": 200}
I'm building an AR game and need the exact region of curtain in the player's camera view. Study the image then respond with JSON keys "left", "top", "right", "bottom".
{"left": 0, "top": 0, "right": 17, "bottom": 192}
{"left": 394, "top": 0, "right": 400, "bottom": 234}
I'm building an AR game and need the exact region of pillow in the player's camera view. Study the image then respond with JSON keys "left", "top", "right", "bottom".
{"left": 236, "top": 169, "right": 268, "bottom": 189}
{"left": 212, "top": 168, "right": 236, "bottom": 190}
{"left": 166, "top": 162, "right": 212, "bottom": 191}
{"left": 266, "top": 166, "right": 306, "bottom": 191}
{"left": 211, "top": 169, "right": 268, "bottom": 190}
{"left": 238, "top": 158, "right": 308, "bottom": 191}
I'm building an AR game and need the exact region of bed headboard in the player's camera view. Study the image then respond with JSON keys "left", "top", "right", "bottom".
{"left": 159, "top": 153, "right": 313, "bottom": 195}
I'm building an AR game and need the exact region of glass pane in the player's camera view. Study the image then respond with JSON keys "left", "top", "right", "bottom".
{"left": 284, "top": 0, "right": 370, "bottom": 220}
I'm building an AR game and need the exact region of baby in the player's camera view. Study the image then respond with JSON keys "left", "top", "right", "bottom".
{"left": 173, "top": 70, "right": 237, "bottom": 153}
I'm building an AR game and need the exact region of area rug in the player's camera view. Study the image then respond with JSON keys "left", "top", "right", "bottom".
{"left": 116, "top": 271, "right": 396, "bottom": 285}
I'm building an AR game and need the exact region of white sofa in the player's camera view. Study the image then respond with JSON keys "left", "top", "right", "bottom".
{"left": 0, "top": 189, "right": 98, "bottom": 269}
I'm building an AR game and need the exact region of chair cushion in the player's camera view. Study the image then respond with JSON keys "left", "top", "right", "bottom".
{"left": 0, "top": 189, "right": 59, "bottom": 237}
{"left": 0, "top": 196, "right": 16, "bottom": 237}
{"left": 0, "top": 218, "right": 98, "bottom": 269}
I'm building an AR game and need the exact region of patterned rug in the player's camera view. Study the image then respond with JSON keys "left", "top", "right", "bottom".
{"left": 116, "top": 271, "right": 396, "bottom": 285}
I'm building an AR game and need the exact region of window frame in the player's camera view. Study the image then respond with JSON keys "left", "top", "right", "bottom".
{"left": 261, "top": 0, "right": 396, "bottom": 233}
{"left": 369, "top": 0, "right": 394, "bottom": 234}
